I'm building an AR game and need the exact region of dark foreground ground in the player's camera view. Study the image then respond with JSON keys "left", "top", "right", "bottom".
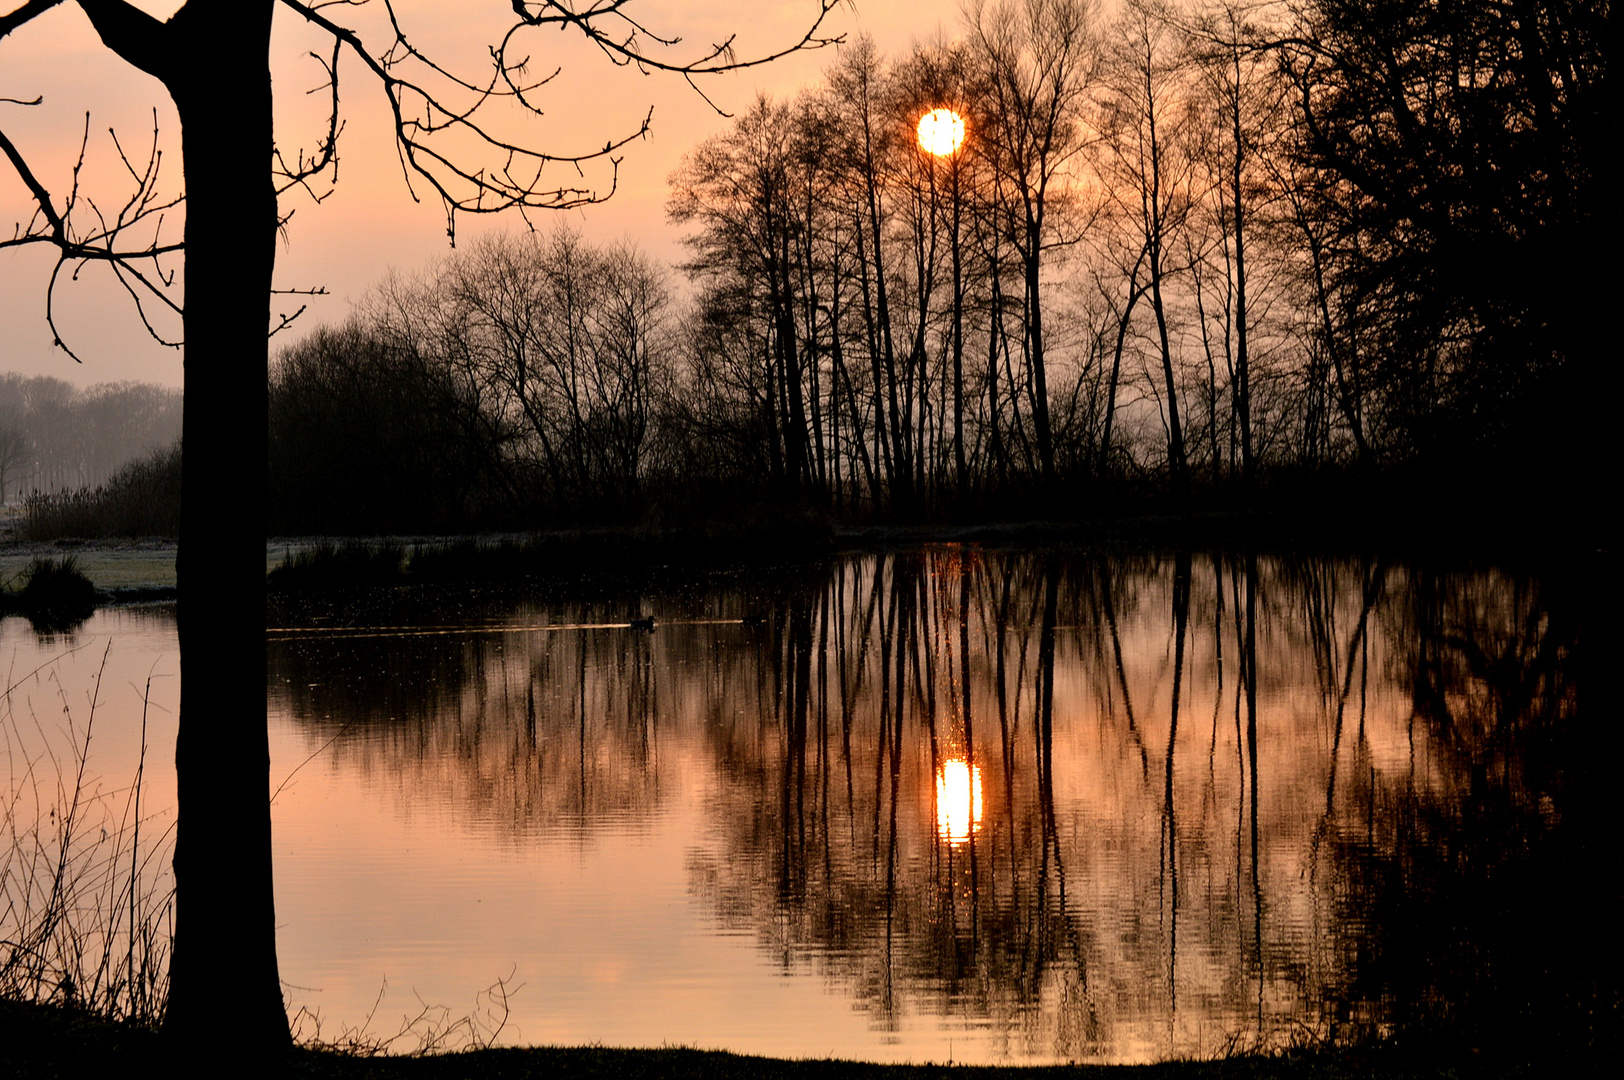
{"left": 1, "top": 1000, "right": 1548, "bottom": 1080}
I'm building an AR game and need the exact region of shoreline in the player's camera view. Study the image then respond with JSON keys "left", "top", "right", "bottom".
{"left": 0, "top": 503, "right": 1601, "bottom": 600}
{"left": 0, "top": 999, "right": 1523, "bottom": 1078}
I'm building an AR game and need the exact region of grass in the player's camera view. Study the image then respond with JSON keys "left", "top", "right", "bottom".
{"left": 0, "top": 998, "right": 1527, "bottom": 1079}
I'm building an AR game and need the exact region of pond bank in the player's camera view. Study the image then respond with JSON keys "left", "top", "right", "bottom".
{"left": 0, "top": 1000, "right": 1522, "bottom": 1079}
{"left": 0, "top": 537, "right": 177, "bottom": 594}
{"left": 0, "top": 500, "right": 1600, "bottom": 600}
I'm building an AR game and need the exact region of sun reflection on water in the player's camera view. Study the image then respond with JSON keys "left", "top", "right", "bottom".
{"left": 934, "top": 758, "right": 983, "bottom": 844}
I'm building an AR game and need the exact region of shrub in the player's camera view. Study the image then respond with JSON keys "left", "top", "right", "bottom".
{"left": 2, "top": 556, "right": 99, "bottom": 632}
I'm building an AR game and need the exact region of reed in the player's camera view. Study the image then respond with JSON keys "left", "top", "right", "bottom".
{"left": 20, "top": 440, "right": 181, "bottom": 541}
{"left": 0, "top": 644, "right": 173, "bottom": 1026}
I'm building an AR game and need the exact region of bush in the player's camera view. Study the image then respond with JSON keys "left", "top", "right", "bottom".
{"left": 2, "top": 556, "right": 99, "bottom": 631}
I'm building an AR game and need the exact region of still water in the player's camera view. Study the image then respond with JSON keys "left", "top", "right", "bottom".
{"left": 3, "top": 548, "right": 1605, "bottom": 1062}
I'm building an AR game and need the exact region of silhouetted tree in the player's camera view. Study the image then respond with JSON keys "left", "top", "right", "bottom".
{"left": 1097, "top": 0, "right": 1199, "bottom": 492}
{"left": 0, "top": 424, "right": 27, "bottom": 504}
{"left": 346, "top": 228, "right": 674, "bottom": 517}
{"left": 1278, "top": 0, "right": 1609, "bottom": 480}
{"left": 268, "top": 320, "right": 508, "bottom": 532}
{"left": 966, "top": 0, "right": 1099, "bottom": 488}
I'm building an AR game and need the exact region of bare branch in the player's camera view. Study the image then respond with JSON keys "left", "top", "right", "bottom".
{"left": 504, "top": 1, "right": 846, "bottom": 79}
{"left": 273, "top": 40, "right": 345, "bottom": 201}
{"left": 269, "top": 305, "right": 310, "bottom": 338}
{"left": 6, "top": 0, "right": 843, "bottom": 359}
{"left": 0, "top": 0, "right": 66, "bottom": 44}
{"left": 0, "top": 123, "right": 69, "bottom": 240}
{"left": 1, "top": 108, "right": 182, "bottom": 357}
{"left": 276, "top": 0, "right": 845, "bottom": 239}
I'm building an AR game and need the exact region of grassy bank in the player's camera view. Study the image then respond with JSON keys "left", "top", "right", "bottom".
{"left": 0, "top": 999, "right": 1524, "bottom": 1080}
{"left": 0, "top": 555, "right": 98, "bottom": 630}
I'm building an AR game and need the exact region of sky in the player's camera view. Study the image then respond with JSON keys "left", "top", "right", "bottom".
{"left": 0, "top": 1, "right": 967, "bottom": 390}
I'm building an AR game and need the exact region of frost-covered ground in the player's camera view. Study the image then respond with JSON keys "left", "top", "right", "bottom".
{"left": 0, "top": 507, "right": 175, "bottom": 594}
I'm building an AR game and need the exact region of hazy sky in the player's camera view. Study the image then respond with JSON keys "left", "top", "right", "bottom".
{"left": 0, "top": 2, "right": 968, "bottom": 390}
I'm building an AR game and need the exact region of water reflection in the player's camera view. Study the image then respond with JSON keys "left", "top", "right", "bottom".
{"left": 265, "top": 549, "right": 1603, "bottom": 1064}
{"left": 935, "top": 760, "right": 982, "bottom": 844}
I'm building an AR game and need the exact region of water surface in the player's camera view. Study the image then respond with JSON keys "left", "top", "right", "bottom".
{"left": 259, "top": 548, "right": 1601, "bottom": 1062}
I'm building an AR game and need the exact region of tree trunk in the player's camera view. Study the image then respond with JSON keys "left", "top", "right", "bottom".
{"left": 156, "top": 0, "right": 289, "bottom": 1056}
{"left": 950, "top": 160, "right": 966, "bottom": 498}
{"left": 1229, "top": 66, "right": 1253, "bottom": 488}
{"left": 1024, "top": 235, "right": 1055, "bottom": 486}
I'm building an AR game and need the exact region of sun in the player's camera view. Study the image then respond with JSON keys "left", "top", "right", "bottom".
{"left": 917, "top": 108, "right": 966, "bottom": 156}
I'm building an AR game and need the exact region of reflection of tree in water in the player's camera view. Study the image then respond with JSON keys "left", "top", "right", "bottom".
{"left": 687, "top": 551, "right": 1100, "bottom": 1054}
{"left": 685, "top": 551, "right": 1598, "bottom": 1061}
{"left": 265, "top": 555, "right": 1601, "bottom": 1062}
{"left": 268, "top": 590, "right": 678, "bottom": 836}
{"left": 692, "top": 552, "right": 1216, "bottom": 1055}
{"left": 1313, "top": 566, "right": 1607, "bottom": 1060}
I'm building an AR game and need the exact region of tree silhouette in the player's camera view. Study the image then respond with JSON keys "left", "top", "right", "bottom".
{"left": 0, "top": 423, "right": 27, "bottom": 503}
{"left": 1, "top": 0, "right": 839, "bottom": 1057}
{"left": 1277, "top": 0, "right": 1609, "bottom": 479}
{"left": 965, "top": 0, "right": 1099, "bottom": 489}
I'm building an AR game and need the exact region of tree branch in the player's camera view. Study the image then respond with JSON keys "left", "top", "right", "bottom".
{"left": 1, "top": 108, "right": 183, "bottom": 359}
{"left": 0, "top": 0, "right": 66, "bottom": 43}
{"left": 276, "top": 0, "right": 846, "bottom": 240}
{"left": 76, "top": 0, "right": 176, "bottom": 83}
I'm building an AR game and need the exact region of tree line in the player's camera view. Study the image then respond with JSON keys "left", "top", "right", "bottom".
{"left": 270, "top": 0, "right": 1605, "bottom": 532}
{"left": 0, "top": 374, "right": 182, "bottom": 505}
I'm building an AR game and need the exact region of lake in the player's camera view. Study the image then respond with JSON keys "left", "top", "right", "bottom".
{"left": 2, "top": 546, "right": 1605, "bottom": 1063}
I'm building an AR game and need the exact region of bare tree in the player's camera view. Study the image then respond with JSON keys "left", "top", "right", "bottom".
{"left": 0, "top": 424, "right": 28, "bottom": 505}
{"left": 825, "top": 41, "right": 911, "bottom": 506}
{"left": 965, "top": 0, "right": 1099, "bottom": 487}
{"left": 431, "top": 228, "right": 672, "bottom": 508}
{"left": 1180, "top": 0, "right": 1295, "bottom": 485}
{"left": 1, "top": 0, "right": 840, "bottom": 1056}
{"left": 1096, "top": 0, "right": 1200, "bottom": 490}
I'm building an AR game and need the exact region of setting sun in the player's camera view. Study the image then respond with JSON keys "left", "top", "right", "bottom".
{"left": 917, "top": 108, "right": 966, "bottom": 156}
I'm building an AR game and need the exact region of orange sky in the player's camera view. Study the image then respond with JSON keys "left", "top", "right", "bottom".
{"left": 1, "top": 1, "right": 964, "bottom": 389}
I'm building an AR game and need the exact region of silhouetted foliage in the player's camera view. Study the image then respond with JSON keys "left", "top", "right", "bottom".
{"left": 264, "top": 3, "right": 1605, "bottom": 534}
{"left": 268, "top": 324, "right": 505, "bottom": 534}
{"left": 258, "top": 3, "right": 1603, "bottom": 537}
{"left": 1278, "top": 0, "right": 1610, "bottom": 482}
{"left": 269, "top": 230, "right": 674, "bottom": 531}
